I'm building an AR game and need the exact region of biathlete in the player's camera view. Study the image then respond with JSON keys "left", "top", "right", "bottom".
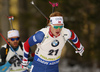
{"left": 22, "top": 11, "right": 84, "bottom": 72}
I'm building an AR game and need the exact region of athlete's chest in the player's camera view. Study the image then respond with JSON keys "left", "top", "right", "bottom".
{"left": 6, "top": 47, "right": 23, "bottom": 61}
{"left": 37, "top": 34, "right": 66, "bottom": 51}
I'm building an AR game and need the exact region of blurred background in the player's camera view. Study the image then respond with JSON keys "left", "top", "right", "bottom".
{"left": 0, "top": 0, "right": 100, "bottom": 72}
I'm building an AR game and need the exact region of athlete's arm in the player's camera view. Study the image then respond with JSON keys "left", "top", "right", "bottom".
{"left": 0, "top": 47, "right": 7, "bottom": 66}
{"left": 0, "top": 62, "right": 11, "bottom": 72}
{"left": 69, "top": 30, "right": 81, "bottom": 48}
{"left": 69, "top": 30, "right": 84, "bottom": 56}
{"left": 23, "top": 31, "right": 45, "bottom": 61}
{"left": 0, "top": 47, "right": 17, "bottom": 72}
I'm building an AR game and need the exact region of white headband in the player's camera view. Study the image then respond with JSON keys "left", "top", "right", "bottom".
{"left": 50, "top": 16, "right": 64, "bottom": 25}
{"left": 7, "top": 30, "right": 19, "bottom": 38}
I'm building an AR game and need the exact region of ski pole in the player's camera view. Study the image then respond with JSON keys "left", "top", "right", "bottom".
{"left": 7, "top": 16, "right": 14, "bottom": 30}
{"left": 31, "top": 1, "right": 49, "bottom": 21}
{"left": 67, "top": 40, "right": 78, "bottom": 51}
{"left": 49, "top": 1, "right": 58, "bottom": 13}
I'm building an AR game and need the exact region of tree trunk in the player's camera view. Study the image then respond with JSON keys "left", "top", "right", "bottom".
{"left": 0, "top": 0, "right": 9, "bottom": 46}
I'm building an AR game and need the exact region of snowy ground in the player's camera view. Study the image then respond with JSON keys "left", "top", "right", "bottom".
{"left": 59, "top": 58, "right": 100, "bottom": 72}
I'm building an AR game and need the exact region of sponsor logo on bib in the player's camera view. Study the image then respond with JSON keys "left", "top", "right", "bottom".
{"left": 51, "top": 40, "right": 59, "bottom": 47}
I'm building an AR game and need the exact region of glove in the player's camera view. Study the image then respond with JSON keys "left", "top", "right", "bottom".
{"left": 75, "top": 45, "right": 84, "bottom": 56}
{"left": 19, "top": 55, "right": 23, "bottom": 60}
{"left": 22, "top": 59, "right": 29, "bottom": 69}
{"left": 8, "top": 55, "right": 18, "bottom": 64}
{"left": 17, "top": 55, "right": 23, "bottom": 66}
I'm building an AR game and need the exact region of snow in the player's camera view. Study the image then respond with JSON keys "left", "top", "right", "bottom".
{"left": 59, "top": 58, "right": 100, "bottom": 72}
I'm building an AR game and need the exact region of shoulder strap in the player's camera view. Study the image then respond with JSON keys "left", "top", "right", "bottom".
{"left": 19, "top": 41, "right": 23, "bottom": 50}
{"left": 61, "top": 28, "right": 66, "bottom": 42}
{"left": 6, "top": 44, "right": 9, "bottom": 55}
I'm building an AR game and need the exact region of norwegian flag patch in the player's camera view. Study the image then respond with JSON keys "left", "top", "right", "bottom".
{"left": 58, "top": 21, "right": 61, "bottom": 23}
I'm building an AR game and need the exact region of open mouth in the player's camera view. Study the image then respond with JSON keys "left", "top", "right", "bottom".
{"left": 56, "top": 32, "right": 59, "bottom": 34}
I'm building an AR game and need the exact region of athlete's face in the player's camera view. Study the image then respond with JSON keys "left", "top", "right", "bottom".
{"left": 8, "top": 36, "right": 20, "bottom": 48}
{"left": 50, "top": 24, "right": 63, "bottom": 36}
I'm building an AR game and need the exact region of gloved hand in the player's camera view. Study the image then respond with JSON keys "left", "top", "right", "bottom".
{"left": 17, "top": 55, "right": 23, "bottom": 66}
{"left": 22, "top": 59, "right": 29, "bottom": 69}
{"left": 8, "top": 55, "right": 18, "bottom": 64}
{"left": 19, "top": 55, "right": 23, "bottom": 60}
{"left": 75, "top": 45, "right": 84, "bottom": 56}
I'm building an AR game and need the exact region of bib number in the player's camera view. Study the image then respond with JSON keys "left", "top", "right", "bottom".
{"left": 48, "top": 49, "right": 59, "bottom": 56}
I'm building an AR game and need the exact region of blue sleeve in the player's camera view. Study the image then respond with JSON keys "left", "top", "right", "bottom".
{"left": 0, "top": 62, "right": 11, "bottom": 72}
{"left": 28, "top": 31, "right": 45, "bottom": 46}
